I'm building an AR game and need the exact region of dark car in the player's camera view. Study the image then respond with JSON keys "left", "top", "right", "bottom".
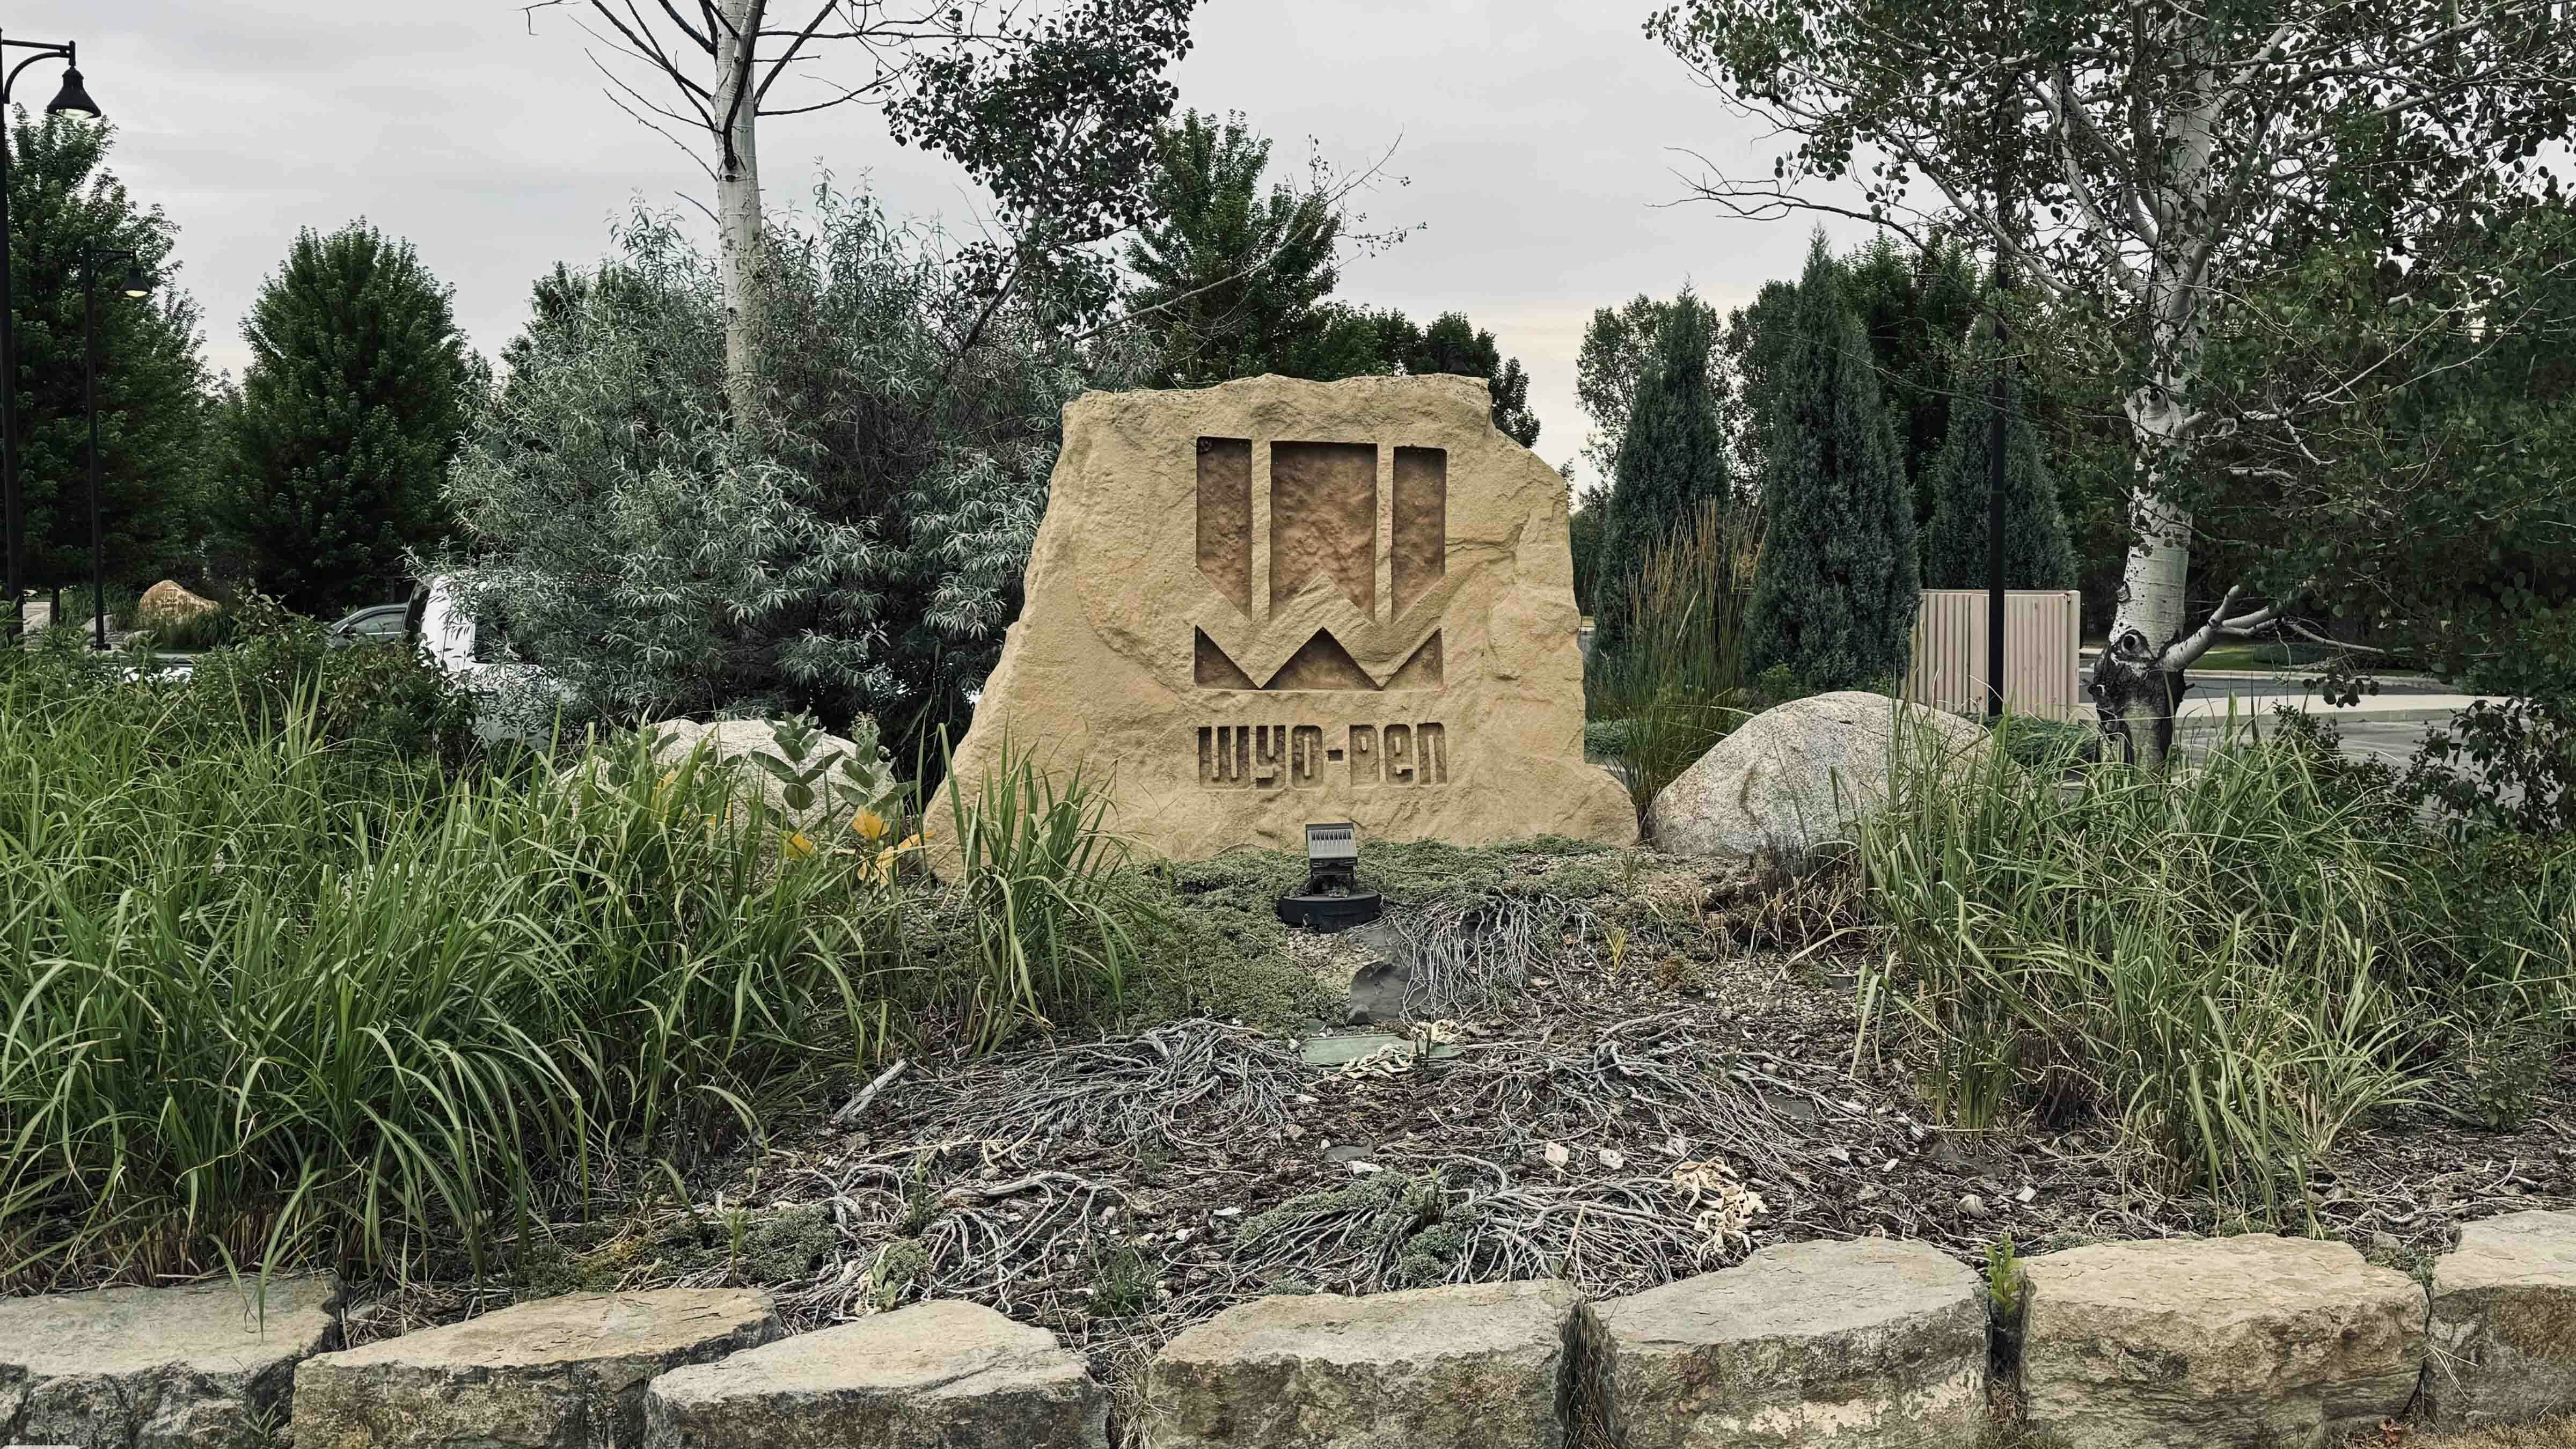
{"left": 326, "top": 603, "right": 411, "bottom": 649}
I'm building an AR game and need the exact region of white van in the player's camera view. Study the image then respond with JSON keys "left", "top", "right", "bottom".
{"left": 403, "top": 576, "right": 575, "bottom": 744}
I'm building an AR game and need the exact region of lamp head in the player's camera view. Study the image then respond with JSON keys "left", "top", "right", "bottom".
{"left": 46, "top": 67, "right": 102, "bottom": 121}
{"left": 119, "top": 260, "right": 151, "bottom": 299}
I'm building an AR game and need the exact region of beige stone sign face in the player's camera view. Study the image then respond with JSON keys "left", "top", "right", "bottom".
{"left": 932, "top": 374, "right": 1632, "bottom": 861}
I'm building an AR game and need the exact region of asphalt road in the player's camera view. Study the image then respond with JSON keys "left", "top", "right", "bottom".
{"left": 2076, "top": 664, "right": 2462, "bottom": 766}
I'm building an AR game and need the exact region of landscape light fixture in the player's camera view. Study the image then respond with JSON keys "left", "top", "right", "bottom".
{"left": 0, "top": 31, "right": 106, "bottom": 643}
{"left": 45, "top": 65, "right": 99, "bottom": 119}
{"left": 84, "top": 247, "right": 150, "bottom": 649}
{"left": 1275, "top": 820, "right": 1383, "bottom": 932}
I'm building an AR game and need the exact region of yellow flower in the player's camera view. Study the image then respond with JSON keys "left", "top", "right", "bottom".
{"left": 852, "top": 809, "right": 889, "bottom": 843}
{"left": 782, "top": 830, "right": 818, "bottom": 859}
{"left": 863, "top": 833, "right": 926, "bottom": 885}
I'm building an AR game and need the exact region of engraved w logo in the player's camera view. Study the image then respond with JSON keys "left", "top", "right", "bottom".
{"left": 1190, "top": 437, "right": 1456, "bottom": 691}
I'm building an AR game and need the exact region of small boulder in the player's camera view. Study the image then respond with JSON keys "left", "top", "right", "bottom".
{"left": 644, "top": 717, "right": 904, "bottom": 841}
{"left": 134, "top": 580, "right": 218, "bottom": 624}
{"left": 0, "top": 1274, "right": 340, "bottom": 1449}
{"left": 2020, "top": 1235, "right": 2423, "bottom": 1448}
{"left": 2427, "top": 1209, "right": 2576, "bottom": 1428}
{"left": 1588, "top": 1238, "right": 1986, "bottom": 1448}
{"left": 292, "top": 1288, "right": 780, "bottom": 1448}
{"left": 1143, "top": 1279, "right": 1583, "bottom": 1448}
{"left": 643, "top": 1300, "right": 1106, "bottom": 1448}
{"left": 1649, "top": 692, "right": 1989, "bottom": 858}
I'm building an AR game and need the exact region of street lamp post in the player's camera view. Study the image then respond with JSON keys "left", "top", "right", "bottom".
{"left": 82, "top": 248, "right": 149, "bottom": 649}
{"left": 0, "top": 32, "right": 105, "bottom": 643}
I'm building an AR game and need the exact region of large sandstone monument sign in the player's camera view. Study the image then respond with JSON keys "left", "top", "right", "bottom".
{"left": 936, "top": 374, "right": 1632, "bottom": 860}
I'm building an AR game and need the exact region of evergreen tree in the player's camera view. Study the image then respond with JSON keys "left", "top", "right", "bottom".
{"left": 1839, "top": 234, "right": 1981, "bottom": 514}
{"left": 1920, "top": 325, "right": 2077, "bottom": 590}
{"left": 1348, "top": 309, "right": 1540, "bottom": 445}
{"left": 4, "top": 113, "right": 215, "bottom": 593}
{"left": 1744, "top": 238, "right": 1919, "bottom": 690}
{"left": 1576, "top": 292, "right": 1726, "bottom": 480}
{"left": 1123, "top": 111, "right": 1350, "bottom": 385}
{"left": 1594, "top": 292, "right": 1729, "bottom": 650}
{"left": 221, "top": 222, "right": 469, "bottom": 615}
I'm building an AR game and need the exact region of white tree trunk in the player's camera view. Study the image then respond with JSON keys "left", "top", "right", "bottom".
{"left": 2096, "top": 384, "right": 2199, "bottom": 765}
{"left": 2089, "top": 65, "right": 2225, "bottom": 768}
{"left": 714, "top": 0, "right": 766, "bottom": 416}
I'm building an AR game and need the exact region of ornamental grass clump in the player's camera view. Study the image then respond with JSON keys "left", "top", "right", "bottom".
{"left": 1861, "top": 722, "right": 2573, "bottom": 1220}
{"left": 1585, "top": 497, "right": 1762, "bottom": 834}
{"left": 0, "top": 665, "right": 890, "bottom": 1287}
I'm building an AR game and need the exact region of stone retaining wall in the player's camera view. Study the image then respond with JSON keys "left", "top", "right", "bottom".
{"left": 3, "top": 1214, "right": 2568, "bottom": 1448}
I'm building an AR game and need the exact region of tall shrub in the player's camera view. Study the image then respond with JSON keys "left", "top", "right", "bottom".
{"left": 1744, "top": 238, "right": 1919, "bottom": 691}
{"left": 446, "top": 197, "right": 1084, "bottom": 752}
{"left": 221, "top": 222, "right": 469, "bottom": 615}
{"left": 1594, "top": 293, "right": 1730, "bottom": 654}
{"left": 1919, "top": 325, "right": 2078, "bottom": 590}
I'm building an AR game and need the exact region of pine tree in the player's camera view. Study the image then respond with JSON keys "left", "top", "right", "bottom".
{"left": 1594, "top": 292, "right": 1729, "bottom": 652}
{"left": 1744, "top": 238, "right": 1920, "bottom": 691}
{"left": 5, "top": 113, "right": 215, "bottom": 593}
{"left": 1124, "top": 111, "right": 1347, "bottom": 386}
{"left": 221, "top": 222, "right": 469, "bottom": 615}
{"left": 1920, "top": 326, "right": 2078, "bottom": 590}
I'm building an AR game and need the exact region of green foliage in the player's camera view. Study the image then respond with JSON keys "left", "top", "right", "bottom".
{"left": 3, "top": 113, "right": 215, "bottom": 590}
{"left": 1986, "top": 1232, "right": 2026, "bottom": 1321}
{"left": 883, "top": 0, "right": 1199, "bottom": 338}
{"left": 220, "top": 221, "right": 469, "bottom": 616}
{"left": 1722, "top": 236, "right": 1980, "bottom": 513}
{"left": 1745, "top": 239, "right": 1920, "bottom": 691}
{"left": 1578, "top": 293, "right": 1728, "bottom": 481}
{"left": 1587, "top": 499, "right": 1759, "bottom": 834}
{"left": 1568, "top": 487, "right": 1606, "bottom": 616}
{"left": 1920, "top": 326, "right": 2078, "bottom": 590}
{"left": 0, "top": 675, "right": 885, "bottom": 1283}
{"left": 448, "top": 197, "right": 1085, "bottom": 750}
{"left": 1862, "top": 726, "right": 2575, "bottom": 1219}
{"left": 1595, "top": 294, "right": 1730, "bottom": 655}
{"left": 1117, "top": 113, "right": 1536, "bottom": 442}
{"left": 2410, "top": 696, "right": 2576, "bottom": 840}
{"left": 1122, "top": 109, "right": 1356, "bottom": 385}
{"left": 1839, "top": 234, "right": 1984, "bottom": 513}
{"left": 932, "top": 744, "right": 1148, "bottom": 1050}
{"left": 176, "top": 594, "right": 474, "bottom": 766}
{"left": 133, "top": 606, "right": 238, "bottom": 653}
{"left": 745, "top": 715, "right": 906, "bottom": 827}
{"left": 1990, "top": 714, "right": 2099, "bottom": 770}
{"left": 1350, "top": 310, "right": 1541, "bottom": 447}
{"left": 1086, "top": 1241, "right": 1155, "bottom": 1316}
{"left": 1582, "top": 718, "right": 1631, "bottom": 760}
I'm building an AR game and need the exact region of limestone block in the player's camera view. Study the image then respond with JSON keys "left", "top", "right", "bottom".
{"left": 0, "top": 1274, "right": 339, "bottom": 1449}
{"left": 2019, "top": 1235, "right": 2423, "bottom": 1448}
{"left": 930, "top": 375, "right": 1633, "bottom": 863}
{"left": 1588, "top": 1238, "right": 1986, "bottom": 1448}
{"left": 642, "top": 1300, "right": 1106, "bottom": 1447}
{"left": 1651, "top": 692, "right": 1990, "bottom": 858}
{"left": 293, "top": 1288, "right": 780, "bottom": 1449}
{"left": 1142, "top": 1278, "right": 1583, "bottom": 1448}
{"left": 2427, "top": 1210, "right": 2576, "bottom": 1428}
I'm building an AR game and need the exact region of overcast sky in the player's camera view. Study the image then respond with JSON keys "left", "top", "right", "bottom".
{"left": 33, "top": 0, "right": 1868, "bottom": 485}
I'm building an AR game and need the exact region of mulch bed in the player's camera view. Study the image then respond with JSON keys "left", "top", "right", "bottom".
{"left": 344, "top": 851, "right": 2574, "bottom": 1443}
